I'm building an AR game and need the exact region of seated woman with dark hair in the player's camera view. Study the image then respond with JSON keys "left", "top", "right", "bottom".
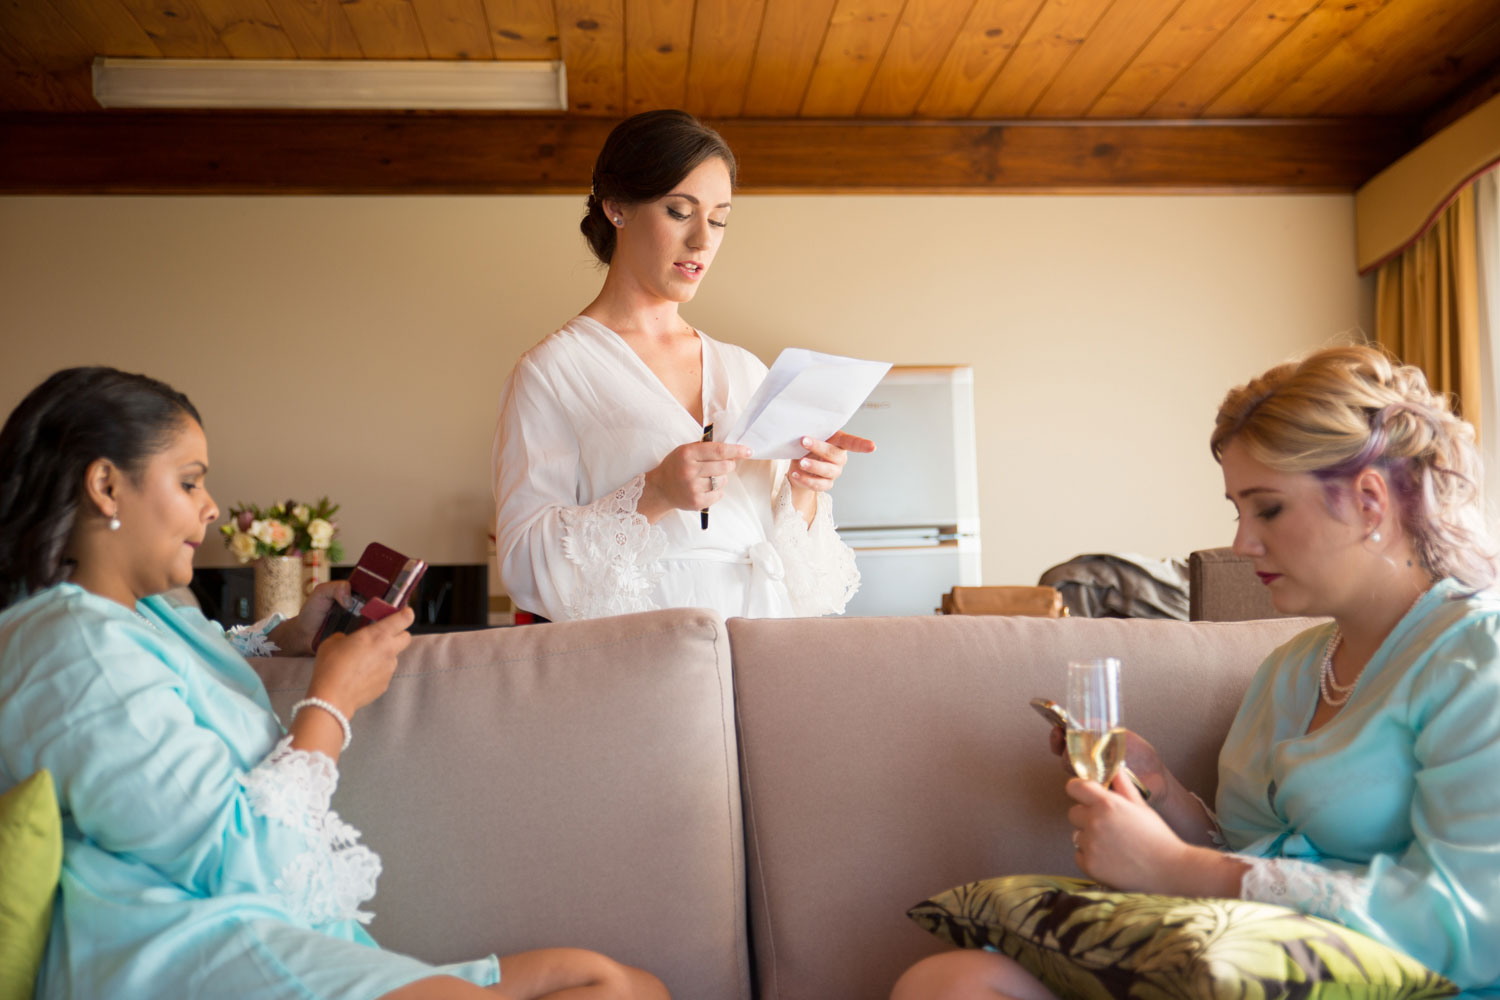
{"left": 0, "top": 366, "right": 668, "bottom": 1000}
{"left": 895, "top": 344, "right": 1500, "bottom": 1000}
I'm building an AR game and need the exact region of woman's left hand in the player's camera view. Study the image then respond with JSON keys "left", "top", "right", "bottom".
{"left": 268, "top": 579, "right": 351, "bottom": 657}
{"left": 788, "top": 431, "right": 876, "bottom": 494}
{"left": 1067, "top": 772, "right": 1190, "bottom": 893}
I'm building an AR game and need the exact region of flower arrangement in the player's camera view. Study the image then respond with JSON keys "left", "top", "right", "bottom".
{"left": 220, "top": 497, "right": 343, "bottom": 565}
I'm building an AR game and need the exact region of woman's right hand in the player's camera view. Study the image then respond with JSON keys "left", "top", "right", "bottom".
{"left": 304, "top": 606, "right": 415, "bottom": 719}
{"left": 1049, "top": 725, "right": 1171, "bottom": 803}
{"left": 639, "top": 440, "right": 753, "bottom": 522}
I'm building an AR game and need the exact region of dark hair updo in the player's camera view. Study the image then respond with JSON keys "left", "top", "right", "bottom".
{"left": 581, "top": 109, "right": 737, "bottom": 265}
{"left": 0, "top": 366, "right": 201, "bottom": 607}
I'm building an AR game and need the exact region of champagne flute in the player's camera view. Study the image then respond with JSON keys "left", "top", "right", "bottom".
{"left": 1065, "top": 657, "right": 1126, "bottom": 787}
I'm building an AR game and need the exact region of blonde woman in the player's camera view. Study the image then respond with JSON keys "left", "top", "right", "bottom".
{"left": 894, "top": 345, "right": 1500, "bottom": 999}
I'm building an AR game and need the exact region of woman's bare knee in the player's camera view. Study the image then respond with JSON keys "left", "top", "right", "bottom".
{"left": 489, "top": 947, "right": 668, "bottom": 999}
{"left": 380, "top": 975, "right": 492, "bottom": 1000}
{"left": 577, "top": 954, "right": 668, "bottom": 1000}
{"left": 618, "top": 964, "right": 669, "bottom": 1000}
{"left": 891, "top": 950, "right": 1054, "bottom": 1000}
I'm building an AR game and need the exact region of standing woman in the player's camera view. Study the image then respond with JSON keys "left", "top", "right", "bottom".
{"left": 893, "top": 345, "right": 1500, "bottom": 999}
{"left": 0, "top": 367, "right": 667, "bottom": 1000}
{"left": 493, "top": 109, "right": 873, "bottom": 623}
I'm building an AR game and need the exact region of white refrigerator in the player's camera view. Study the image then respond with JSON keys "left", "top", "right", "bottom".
{"left": 834, "top": 365, "right": 982, "bottom": 616}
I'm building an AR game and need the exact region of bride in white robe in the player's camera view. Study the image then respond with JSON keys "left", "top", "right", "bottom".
{"left": 492, "top": 111, "right": 870, "bottom": 622}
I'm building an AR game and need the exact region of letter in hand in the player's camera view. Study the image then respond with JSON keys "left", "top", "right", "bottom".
{"left": 787, "top": 430, "right": 876, "bottom": 493}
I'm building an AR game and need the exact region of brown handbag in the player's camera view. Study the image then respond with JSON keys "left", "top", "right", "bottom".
{"left": 940, "top": 585, "right": 1068, "bottom": 617}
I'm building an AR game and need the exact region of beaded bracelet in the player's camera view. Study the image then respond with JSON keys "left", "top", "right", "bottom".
{"left": 289, "top": 697, "right": 352, "bottom": 752}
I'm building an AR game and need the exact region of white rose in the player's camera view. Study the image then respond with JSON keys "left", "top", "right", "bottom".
{"left": 228, "top": 530, "right": 258, "bottom": 563}
{"left": 307, "top": 518, "right": 334, "bottom": 550}
{"left": 249, "top": 519, "right": 273, "bottom": 545}
{"left": 292, "top": 504, "right": 311, "bottom": 524}
{"left": 265, "top": 520, "right": 296, "bottom": 551}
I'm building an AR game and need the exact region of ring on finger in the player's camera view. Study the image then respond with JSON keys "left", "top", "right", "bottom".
{"left": 709, "top": 475, "right": 720, "bottom": 491}
{"left": 1071, "top": 830, "right": 1081, "bottom": 849}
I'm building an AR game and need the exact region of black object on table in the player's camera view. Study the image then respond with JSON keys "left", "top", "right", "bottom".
{"left": 189, "top": 563, "right": 489, "bottom": 633}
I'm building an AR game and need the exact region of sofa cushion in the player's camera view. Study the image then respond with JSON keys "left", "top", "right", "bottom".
{"left": 1189, "top": 547, "right": 1292, "bottom": 621}
{"left": 0, "top": 769, "right": 62, "bottom": 1000}
{"left": 254, "top": 609, "right": 748, "bottom": 1000}
{"left": 908, "top": 873, "right": 1456, "bottom": 1000}
{"left": 727, "top": 613, "right": 1317, "bottom": 1000}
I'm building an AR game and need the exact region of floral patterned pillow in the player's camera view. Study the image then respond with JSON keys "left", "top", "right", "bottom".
{"left": 908, "top": 874, "right": 1457, "bottom": 1000}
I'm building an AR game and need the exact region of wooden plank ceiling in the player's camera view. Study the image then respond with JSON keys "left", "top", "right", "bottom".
{"left": 2, "top": 0, "right": 1499, "bottom": 192}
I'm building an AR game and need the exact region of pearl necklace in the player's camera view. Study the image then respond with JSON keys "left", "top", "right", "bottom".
{"left": 1317, "top": 630, "right": 1355, "bottom": 706}
{"left": 1318, "top": 588, "right": 1430, "bottom": 708}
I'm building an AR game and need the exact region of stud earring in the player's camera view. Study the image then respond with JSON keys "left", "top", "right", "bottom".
{"left": 108, "top": 516, "right": 121, "bottom": 531}
{"left": 613, "top": 217, "right": 623, "bottom": 227}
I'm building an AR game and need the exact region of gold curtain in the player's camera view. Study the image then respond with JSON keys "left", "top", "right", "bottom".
{"left": 1376, "top": 186, "right": 1482, "bottom": 430}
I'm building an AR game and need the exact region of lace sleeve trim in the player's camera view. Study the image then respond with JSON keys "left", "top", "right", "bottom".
{"left": 771, "top": 480, "right": 861, "bottom": 616}
{"left": 240, "top": 735, "right": 381, "bottom": 927}
{"left": 227, "top": 613, "right": 284, "bottom": 657}
{"left": 1189, "top": 790, "right": 1229, "bottom": 849}
{"left": 1238, "top": 856, "right": 1371, "bottom": 919}
{"left": 557, "top": 474, "right": 667, "bottom": 620}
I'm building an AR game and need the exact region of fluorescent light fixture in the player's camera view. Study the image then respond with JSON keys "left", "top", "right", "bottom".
{"left": 92, "top": 57, "right": 567, "bottom": 110}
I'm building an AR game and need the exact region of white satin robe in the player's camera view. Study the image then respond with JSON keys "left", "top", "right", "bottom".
{"left": 492, "top": 316, "right": 860, "bottom": 622}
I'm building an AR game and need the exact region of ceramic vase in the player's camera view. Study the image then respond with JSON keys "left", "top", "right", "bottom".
{"left": 253, "top": 554, "right": 304, "bottom": 620}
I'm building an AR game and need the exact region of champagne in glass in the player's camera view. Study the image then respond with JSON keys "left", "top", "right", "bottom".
{"left": 1065, "top": 657, "right": 1125, "bottom": 787}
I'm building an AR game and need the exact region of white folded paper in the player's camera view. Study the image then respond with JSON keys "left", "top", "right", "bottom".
{"left": 716, "top": 348, "right": 891, "bottom": 459}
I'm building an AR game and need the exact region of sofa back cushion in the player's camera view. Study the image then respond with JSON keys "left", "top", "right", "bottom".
{"left": 254, "top": 608, "right": 748, "bottom": 1000}
{"left": 727, "top": 613, "right": 1315, "bottom": 1000}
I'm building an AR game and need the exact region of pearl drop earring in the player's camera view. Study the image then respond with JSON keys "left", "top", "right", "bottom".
{"left": 1370, "top": 529, "right": 1382, "bottom": 543}
{"left": 108, "top": 516, "right": 121, "bottom": 531}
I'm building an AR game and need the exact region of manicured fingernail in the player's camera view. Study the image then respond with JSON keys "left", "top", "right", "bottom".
{"left": 800, "top": 459, "right": 811, "bottom": 468}
{"left": 790, "top": 471, "right": 800, "bottom": 479}
{"left": 802, "top": 437, "right": 812, "bottom": 447}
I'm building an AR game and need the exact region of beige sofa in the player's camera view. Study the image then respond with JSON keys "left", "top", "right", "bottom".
{"left": 252, "top": 609, "right": 1314, "bottom": 1000}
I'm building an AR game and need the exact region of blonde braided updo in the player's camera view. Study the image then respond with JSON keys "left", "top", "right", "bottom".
{"left": 1211, "top": 344, "right": 1497, "bottom": 590}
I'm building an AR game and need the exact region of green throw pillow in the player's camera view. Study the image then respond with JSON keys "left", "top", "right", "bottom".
{"left": 0, "top": 770, "right": 62, "bottom": 1000}
{"left": 909, "top": 873, "right": 1457, "bottom": 1000}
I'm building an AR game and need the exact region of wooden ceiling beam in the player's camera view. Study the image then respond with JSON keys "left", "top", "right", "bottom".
{"left": 0, "top": 112, "right": 1416, "bottom": 193}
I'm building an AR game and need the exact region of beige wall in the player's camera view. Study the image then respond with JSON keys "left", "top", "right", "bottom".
{"left": 0, "top": 194, "right": 1372, "bottom": 591}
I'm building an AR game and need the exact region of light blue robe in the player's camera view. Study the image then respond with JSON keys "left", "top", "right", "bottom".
{"left": 0, "top": 583, "right": 499, "bottom": 1000}
{"left": 1218, "top": 578, "right": 1500, "bottom": 995}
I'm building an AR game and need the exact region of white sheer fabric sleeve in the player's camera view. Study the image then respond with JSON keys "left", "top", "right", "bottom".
{"left": 770, "top": 478, "right": 860, "bottom": 616}
{"left": 1238, "top": 857, "right": 1372, "bottom": 920}
{"left": 240, "top": 735, "right": 382, "bottom": 926}
{"left": 556, "top": 474, "right": 668, "bottom": 620}
{"left": 494, "top": 358, "right": 667, "bottom": 621}
{"left": 226, "top": 613, "right": 284, "bottom": 657}
{"left": 1189, "top": 790, "right": 1229, "bottom": 849}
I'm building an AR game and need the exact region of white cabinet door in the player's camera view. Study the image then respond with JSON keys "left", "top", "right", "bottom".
{"left": 835, "top": 367, "right": 978, "bottom": 531}
{"left": 841, "top": 542, "right": 981, "bottom": 617}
